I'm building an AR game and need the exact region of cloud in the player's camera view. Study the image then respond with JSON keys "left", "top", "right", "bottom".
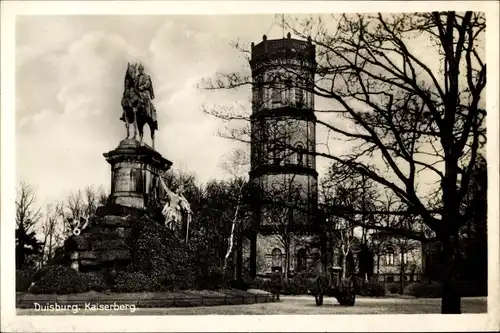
{"left": 56, "top": 31, "right": 146, "bottom": 116}
{"left": 16, "top": 17, "right": 253, "bottom": 203}
{"left": 16, "top": 30, "right": 150, "bottom": 203}
{"left": 16, "top": 109, "right": 112, "bottom": 204}
{"left": 144, "top": 20, "right": 247, "bottom": 182}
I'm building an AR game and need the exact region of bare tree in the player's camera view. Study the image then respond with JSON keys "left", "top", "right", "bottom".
{"left": 40, "top": 202, "right": 65, "bottom": 265}
{"left": 321, "top": 173, "right": 363, "bottom": 280}
{"left": 16, "top": 182, "right": 41, "bottom": 230}
{"left": 63, "top": 185, "right": 109, "bottom": 235}
{"left": 201, "top": 12, "right": 486, "bottom": 313}
{"left": 16, "top": 182, "right": 43, "bottom": 269}
{"left": 220, "top": 150, "right": 252, "bottom": 274}
{"left": 222, "top": 178, "right": 251, "bottom": 276}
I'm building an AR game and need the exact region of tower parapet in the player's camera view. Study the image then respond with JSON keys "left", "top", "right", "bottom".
{"left": 249, "top": 34, "right": 317, "bottom": 117}
{"left": 250, "top": 33, "right": 316, "bottom": 70}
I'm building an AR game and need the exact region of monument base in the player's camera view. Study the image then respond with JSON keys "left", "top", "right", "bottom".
{"left": 103, "top": 139, "right": 172, "bottom": 210}
{"left": 65, "top": 205, "right": 150, "bottom": 272}
{"left": 64, "top": 139, "right": 173, "bottom": 272}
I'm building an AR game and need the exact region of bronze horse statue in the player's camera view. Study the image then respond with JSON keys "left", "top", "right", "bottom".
{"left": 120, "top": 63, "right": 158, "bottom": 148}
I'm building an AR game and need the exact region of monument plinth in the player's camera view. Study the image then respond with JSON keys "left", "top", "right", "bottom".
{"left": 104, "top": 139, "right": 172, "bottom": 210}
{"left": 64, "top": 139, "right": 173, "bottom": 272}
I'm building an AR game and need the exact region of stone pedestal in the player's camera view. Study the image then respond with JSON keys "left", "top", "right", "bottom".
{"left": 65, "top": 213, "right": 139, "bottom": 272}
{"left": 103, "top": 139, "right": 172, "bottom": 210}
{"left": 65, "top": 139, "right": 173, "bottom": 272}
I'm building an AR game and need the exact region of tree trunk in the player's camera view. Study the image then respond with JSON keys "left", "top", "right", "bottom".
{"left": 17, "top": 226, "right": 26, "bottom": 269}
{"left": 284, "top": 234, "right": 290, "bottom": 280}
{"left": 341, "top": 247, "right": 348, "bottom": 280}
{"left": 48, "top": 232, "right": 53, "bottom": 262}
{"left": 236, "top": 238, "right": 242, "bottom": 280}
{"left": 377, "top": 249, "right": 380, "bottom": 276}
{"left": 223, "top": 185, "right": 244, "bottom": 274}
{"left": 441, "top": 233, "right": 462, "bottom": 314}
{"left": 250, "top": 232, "right": 257, "bottom": 278}
{"left": 400, "top": 249, "right": 404, "bottom": 294}
{"left": 42, "top": 234, "right": 48, "bottom": 266}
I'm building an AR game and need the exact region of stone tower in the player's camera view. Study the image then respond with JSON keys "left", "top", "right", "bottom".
{"left": 243, "top": 33, "right": 319, "bottom": 278}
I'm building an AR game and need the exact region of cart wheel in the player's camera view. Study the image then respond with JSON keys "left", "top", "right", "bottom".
{"left": 315, "top": 293, "right": 324, "bottom": 306}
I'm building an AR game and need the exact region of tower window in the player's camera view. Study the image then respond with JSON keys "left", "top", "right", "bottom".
{"left": 260, "top": 119, "right": 267, "bottom": 163}
{"left": 272, "top": 81, "right": 283, "bottom": 105}
{"left": 254, "top": 81, "right": 265, "bottom": 109}
{"left": 295, "top": 143, "right": 304, "bottom": 166}
{"left": 284, "top": 79, "right": 293, "bottom": 105}
{"left": 385, "top": 246, "right": 395, "bottom": 266}
{"left": 295, "top": 78, "right": 304, "bottom": 106}
{"left": 272, "top": 248, "right": 283, "bottom": 270}
{"left": 273, "top": 146, "right": 280, "bottom": 165}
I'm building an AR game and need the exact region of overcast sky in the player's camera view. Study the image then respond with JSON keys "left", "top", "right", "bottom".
{"left": 14, "top": 11, "right": 487, "bottom": 208}
{"left": 16, "top": 15, "right": 311, "bottom": 205}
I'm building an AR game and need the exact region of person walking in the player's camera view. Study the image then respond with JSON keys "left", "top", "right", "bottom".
{"left": 270, "top": 269, "right": 283, "bottom": 301}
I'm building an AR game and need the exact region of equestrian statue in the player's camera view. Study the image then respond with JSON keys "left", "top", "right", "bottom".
{"left": 120, "top": 63, "right": 159, "bottom": 149}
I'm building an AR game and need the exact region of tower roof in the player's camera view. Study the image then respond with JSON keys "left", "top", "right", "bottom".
{"left": 250, "top": 33, "right": 315, "bottom": 63}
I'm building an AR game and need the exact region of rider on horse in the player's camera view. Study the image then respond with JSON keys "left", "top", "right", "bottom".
{"left": 120, "top": 63, "right": 157, "bottom": 130}
{"left": 135, "top": 64, "right": 157, "bottom": 129}
{"left": 120, "top": 63, "right": 159, "bottom": 147}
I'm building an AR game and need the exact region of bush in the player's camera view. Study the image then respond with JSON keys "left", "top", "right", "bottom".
{"left": 16, "top": 269, "right": 34, "bottom": 292}
{"left": 251, "top": 277, "right": 271, "bottom": 292}
{"left": 387, "top": 282, "right": 402, "bottom": 294}
{"left": 113, "top": 271, "right": 151, "bottom": 293}
{"left": 229, "top": 279, "right": 250, "bottom": 291}
{"left": 352, "top": 276, "right": 364, "bottom": 295}
{"left": 27, "top": 266, "right": 111, "bottom": 294}
{"left": 282, "top": 281, "right": 295, "bottom": 295}
{"left": 200, "top": 268, "right": 226, "bottom": 290}
{"left": 358, "top": 282, "right": 386, "bottom": 297}
{"left": 404, "top": 280, "right": 487, "bottom": 298}
{"left": 47, "top": 246, "right": 67, "bottom": 266}
{"left": 189, "top": 239, "right": 228, "bottom": 290}
{"left": 80, "top": 271, "right": 109, "bottom": 292}
{"left": 32, "top": 265, "right": 53, "bottom": 283}
{"left": 404, "top": 282, "right": 442, "bottom": 298}
{"left": 128, "top": 217, "right": 197, "bottom": 291}
{"left": 29, "top": 265, "right": 85, "bottom": 294}
{"left": 283, "top": 272, "right": 311, "bottom": 295}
